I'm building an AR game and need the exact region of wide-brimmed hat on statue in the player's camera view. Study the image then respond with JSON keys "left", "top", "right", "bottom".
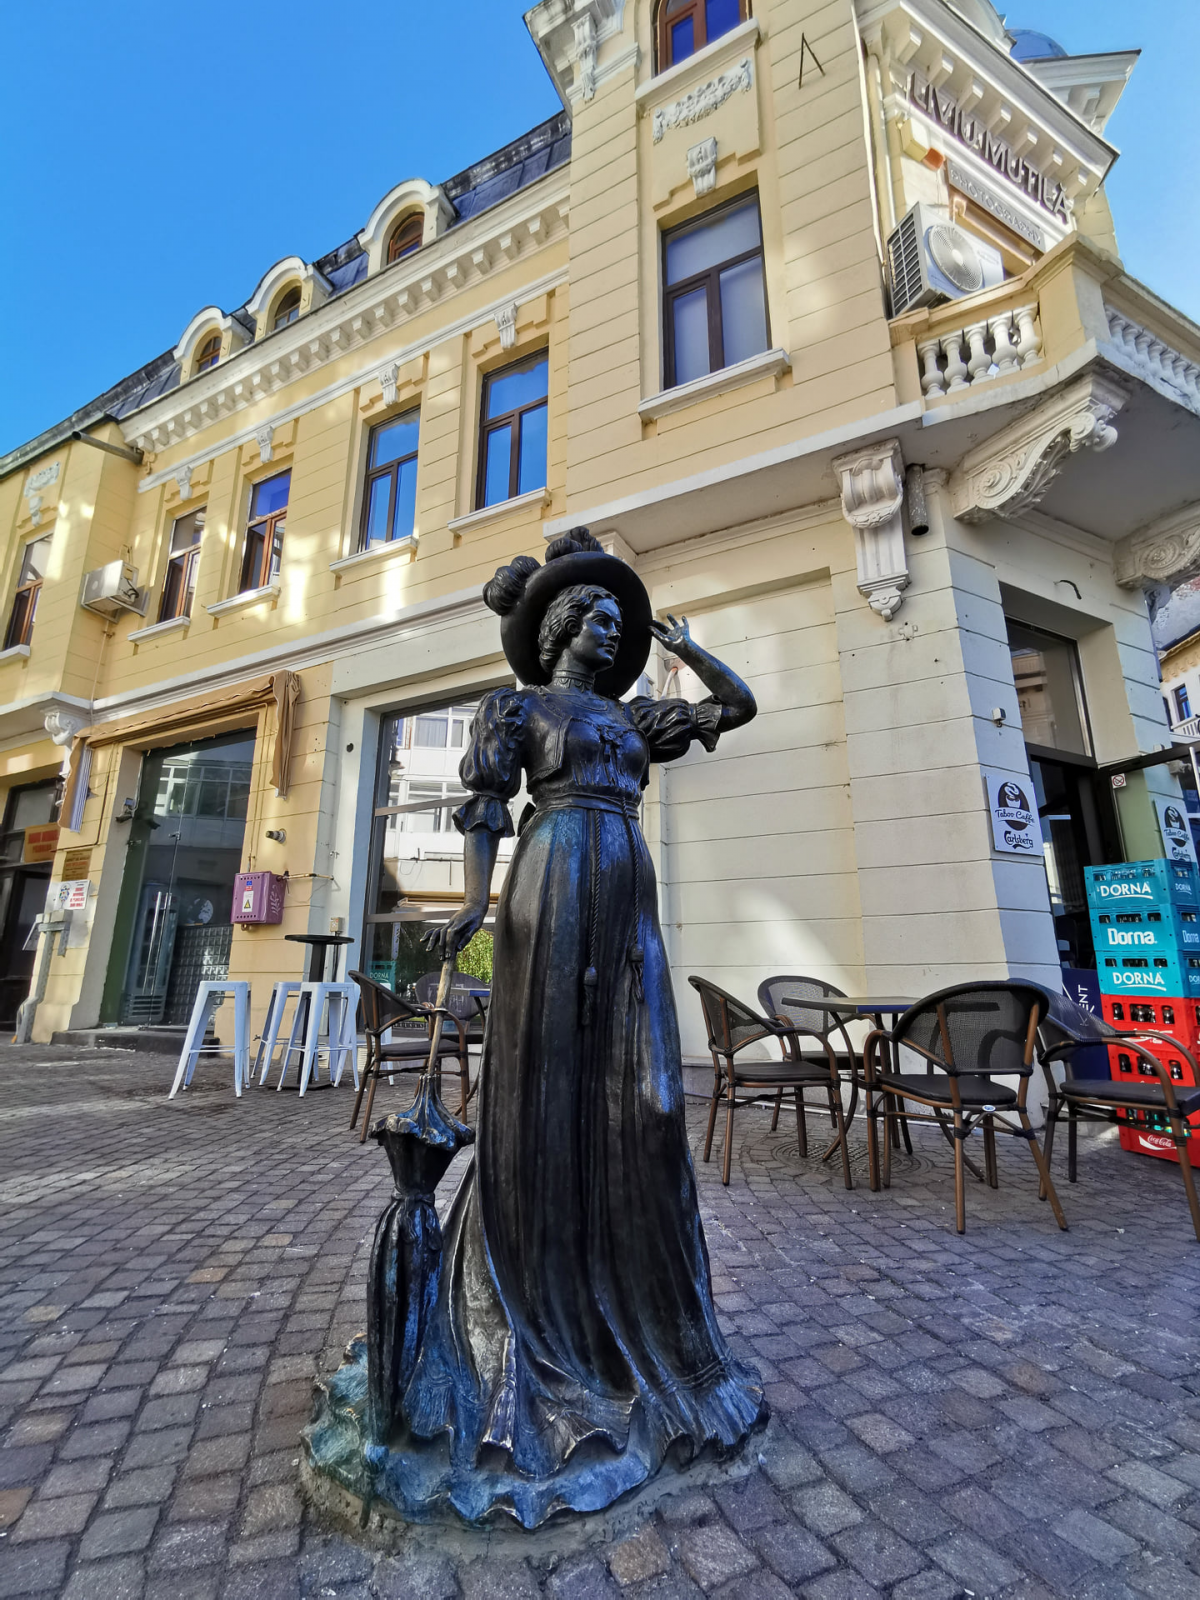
{"left": 484, "top": 528, "right": 652, "bottom": 699}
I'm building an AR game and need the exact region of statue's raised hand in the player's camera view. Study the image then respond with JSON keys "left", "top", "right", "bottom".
{"left": 648, "top": 614, "right": 693, "bottom": 653}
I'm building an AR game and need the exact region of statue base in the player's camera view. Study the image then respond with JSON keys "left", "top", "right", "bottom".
{"left": 302, "top": 1335, "right": 769, "bottom": 1539}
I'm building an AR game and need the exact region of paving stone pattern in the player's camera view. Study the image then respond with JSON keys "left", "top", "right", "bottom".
{"left": 2, "top": 1043, "right": 1200, "bottom": 1599}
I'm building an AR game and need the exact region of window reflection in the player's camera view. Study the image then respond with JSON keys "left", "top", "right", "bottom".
{"left": 1006, "top": 620, "right": 1091, "bottom": 756}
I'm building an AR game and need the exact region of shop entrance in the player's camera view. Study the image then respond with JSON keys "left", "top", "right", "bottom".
{"left": 1006, "top": 618, "right": 1121, "bottom": 970}
{"left": 101, "top": 732, "right": 254, "bottom": 1027}
{"left": 0, "top": 780, "right": 58, "bottom": 1029}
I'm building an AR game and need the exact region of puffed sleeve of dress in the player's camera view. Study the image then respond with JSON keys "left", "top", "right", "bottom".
{"left": 452, "top": 688, "right": 525, "bottom": 839}
{"left": 628, "top": 695, "right": 723, "bottom": 764}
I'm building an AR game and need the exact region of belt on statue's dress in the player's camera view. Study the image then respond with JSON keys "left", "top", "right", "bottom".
{"left": 529, "top": 793, "right": 645, "bottom": 1020}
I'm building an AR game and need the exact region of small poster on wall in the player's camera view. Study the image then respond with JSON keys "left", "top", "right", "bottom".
{"left": 986, "top": 774, "right": 1045, "bottom": 856}
{"left": 1155, "top": 797, "right": 1199, "bottom": 866}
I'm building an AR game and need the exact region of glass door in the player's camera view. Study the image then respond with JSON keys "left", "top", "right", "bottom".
{"left": 102, "top": 732, "right": 255, "bottom": 1026}
{"left": 0, "top": 781, "right": 58, "bottom": 1028}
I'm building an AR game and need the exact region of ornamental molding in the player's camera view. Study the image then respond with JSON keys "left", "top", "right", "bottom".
{"left": 24, "top": 460, "right": 60, "bottom": 525}
{"left": 687, "top": 138, "right": 718, "bottom": 197}
{"left": 378, "top": 362, "right": 400, "bottom": 407}
{"left": 832, "top": 437, "right": 910, "bottom": 621}
{"left": 574, "top": 13, "right": 597, "bottom": 100}
{"left": 948, "top": 372, "right": 1127, "bottom": 526}
{"left": 173, "top": 465, "right": 193, "bottom": 501}
{"left": 124, "top": 177, "right": 570, "bottom": 458}
{"left": 653, "top": 57, "right": 753, "bottom": 144}
{"left": 255, "top": 426, "right": 275, "bottom": 464}
{"left": 1103, "top": 307, "right": 1200, "bottom": 418}
{"left": 1113, "top": 505, "right": 1200, "bottom": 591}
{"left": 525, "top": 0, "right": 631, "bottom": 110}
{"left": 495, "top": 302, "right": 519, "bottom": 351}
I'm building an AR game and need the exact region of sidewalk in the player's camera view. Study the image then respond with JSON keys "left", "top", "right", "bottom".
{"left": 2, "top": 1043, "right": 1199, "bottom": 1599}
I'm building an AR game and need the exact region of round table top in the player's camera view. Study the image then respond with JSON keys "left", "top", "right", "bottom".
{"left": 284, "top": 933, "right": 354, "bottom": 946}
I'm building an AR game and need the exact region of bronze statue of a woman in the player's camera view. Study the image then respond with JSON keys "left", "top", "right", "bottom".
{"left": 308, "top": 529, "right": 766, "bottom": 1527}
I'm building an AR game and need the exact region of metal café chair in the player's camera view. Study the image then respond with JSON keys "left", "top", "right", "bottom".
{"left": 758, "top": 975, "right": 861, "bottom": 1175}
{"left": 689, "top": 976, "right": 853, "bottom": 1188}
{"left": 861, "top": 980, "right": 1067, "bottom": 1234}
{"left": 414, "top": 969, "right": 490, "bottom": 1097}
{"left": 347, "top": 971, "right": 471, "bottom": 1143}
{"left": 1036, "top": 992, "right": 1200, "bottom": 1242}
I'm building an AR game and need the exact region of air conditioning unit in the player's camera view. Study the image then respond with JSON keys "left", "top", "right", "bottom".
{"left": 80, "top": 561, "right": 147, "bottom": 618}
{"left": 887, "top": 202, "right": 1005, "bottom": 317}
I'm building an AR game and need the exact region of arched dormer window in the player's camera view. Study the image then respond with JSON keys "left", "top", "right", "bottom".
{"left": 273, "top": 287, "right": 302, "bottom": 331}
{"left": 657, "top": 0, "right": 747, "bottom": 70}
{"left": 195, "top": 333, "right": 221, "bottom": 373}
{"left": 387, "top": 214, "right": 424, "bottom": 265}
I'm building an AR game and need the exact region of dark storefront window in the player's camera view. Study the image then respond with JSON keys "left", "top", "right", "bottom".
{"left": 362, "top": 698, "right": 522, "bottom": 998}
{"left": 0, "top": 781, "right": 57, "bottom": 1028}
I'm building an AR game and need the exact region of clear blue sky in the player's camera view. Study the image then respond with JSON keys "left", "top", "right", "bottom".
{"left": 0, "top": 1, "right": 1194, "bottom": 458}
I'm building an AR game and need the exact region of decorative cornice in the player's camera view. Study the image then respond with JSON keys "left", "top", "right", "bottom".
{"left": 1114, "top": 505, "right": 1200, "bottom": 591}
{"left": 525, "top": 0, "right": 628, "bottom": 112}
{"left": 949, "top": 372, "right": 1127, "bottom": 525}
{"left": 832, "top": 437, "right": 910, "bottom": 620}
{"left": 124, "top": 177, "right": 570, "bottom": 456}
{"left": 1103, "top": 307, "right": 1200, "bottom": 418}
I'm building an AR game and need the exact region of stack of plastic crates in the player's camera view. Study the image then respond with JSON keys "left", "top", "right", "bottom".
{"left": 1086, "top": 860, "right": 1200, "bottom": 1163}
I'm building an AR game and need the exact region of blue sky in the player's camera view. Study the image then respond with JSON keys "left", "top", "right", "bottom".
{"left": 0, "top": 1, "right": 1193, "bottom": 457}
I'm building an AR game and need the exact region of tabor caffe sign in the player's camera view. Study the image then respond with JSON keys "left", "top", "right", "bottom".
{"left": 907, "top": 74, "right": 1071, "bottom": 223}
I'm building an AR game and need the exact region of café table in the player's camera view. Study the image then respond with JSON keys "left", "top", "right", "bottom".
{"left": 781, "top": 995, "right": 916, "bottom": 1162}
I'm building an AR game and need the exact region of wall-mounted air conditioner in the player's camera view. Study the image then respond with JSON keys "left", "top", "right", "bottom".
{"left": 886, "top": 202, "right": 1005, "bottom": 317}
{"left": 80, "top": 561, "right": 148, "bottom": 617}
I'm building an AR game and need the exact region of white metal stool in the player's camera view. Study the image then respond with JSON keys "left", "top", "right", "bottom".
{"left": 169, "top": 982, "right": 251, "bottom": 1099}
{"left": 275, "top": 981, "right": 361, "bottom": 1095}
{"left": 254, "top": 981, "right": 305, "bottom": 1085}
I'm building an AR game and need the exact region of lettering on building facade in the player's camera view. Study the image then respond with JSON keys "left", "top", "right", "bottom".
{"left": 908, "top": 74, "right": 1070, "bottom": 222}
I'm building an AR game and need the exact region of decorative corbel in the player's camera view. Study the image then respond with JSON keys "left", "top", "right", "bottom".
{"left": 173, "top": 464, "right": 193, "bottom": 501}
{"left": 949, "top": 372, "right": 1127, "bottom": 525}
{"left": 833, "top": 438, "right": 909, "bottom": 621}
{"left": 379, "top": 363, "right": 399, "bottom": 407}
{"left": 687, "top": 138, "right": 718, "bottom": 198}
{"left": 44, "top": 710, "right": 87, "bottom": 748}
{"left": 495, "top": 303, "right": 519, "bottom": 352}
{"left": 1113, "top": 505, "right": 1200, "bottom": 591}
{"left": 574, "top": 13, "right": 597, "bottom": 100}
{"left": 255, "top": 425, "right": 275, "bottom": 464}
{"left": 24, "top": 461, "right": 60, "bottom": 526}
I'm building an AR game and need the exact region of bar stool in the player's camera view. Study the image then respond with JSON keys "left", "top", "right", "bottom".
{"left": 275, "top": 980, "right": 361, "bottom": 1095}
{"left": 170, "top": 982, "right": 251, "bottom": 1099}
{"left": 254, "top": 981, "right": 305, "bottom": 1085}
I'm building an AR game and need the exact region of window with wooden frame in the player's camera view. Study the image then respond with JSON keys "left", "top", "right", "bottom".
{"left": 239, "top": 472, "right": 290, "bottom": 593}
{"left": 4, "top": 536, "right": 52, "bottom": 650}
{"left": 272, "top": 286, "right": 302, "bottom": 331}
{"left": 657, "top": 0, "right": 747, "bottom": 70}
{"left": 361, "top": 411, "right": 420, "bottom": 549}
{"left": 158, "top": 509, "right": 205, "bottom": 622}
{"left": 195, "top": 333, "right": 221, "bottom": 373}
{"left": 387, "top": 214, "right": 424, "bottom": 265}
{"left": 477, "top": 352, "right": 549, "bottom": 509}
{"left": 662, "top": 194, "right": 768, "bottom": 389}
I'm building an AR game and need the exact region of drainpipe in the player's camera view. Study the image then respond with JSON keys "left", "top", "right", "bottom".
{"left": 13, "top": 911, "right": 69, "bottom": 1046}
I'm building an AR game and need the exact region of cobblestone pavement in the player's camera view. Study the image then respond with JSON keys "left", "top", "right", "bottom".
{"left": 3, "top": 1043, "right": 1200, "bottom": 1600}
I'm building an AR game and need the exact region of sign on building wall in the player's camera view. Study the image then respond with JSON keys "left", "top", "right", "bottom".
{"left": 1154, "top": 798, "right": 1199, "bottom": 866}
{"left": 23, "top": 824, "right": 60, "bottom": 864}
{"left": 986, "top": 775, "right": 1045, "bottom": 856}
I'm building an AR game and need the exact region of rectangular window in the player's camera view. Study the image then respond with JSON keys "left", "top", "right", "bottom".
{"left": 4, "top": 536, "right": 52, "bottom": 650}
{"left": 360, "top": 411, "right": 420, "bottom": 550}
{"left": 1006, "top": 619, "right": 1091, "bottom": 757}
{"left": 1174, "top": 684, "right": 1192, "bottom": 724}
{"left": 663, "top": 195, "right": 768, "bottom": 389}
{"left": 659, "top": 0, "right": 747, "bottom": 70}
{"left": 159, "top": 508, "right": 204, "bottom": 622}
{"left": 239, "top": 471, "right": 290, "bottom": 593}
{"left": 477, "top": 352, "right": 549, "bottom": 509}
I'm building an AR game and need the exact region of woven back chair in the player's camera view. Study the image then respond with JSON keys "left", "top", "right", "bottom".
{"left": 689, "top": 975, "right": 853, "bottom": 1188}
{"left": 1037, "top": 994, "right": 1200, "bottom": 1241}
{"left": 758, "top": 974, "right": 866, "bottom": 1173}
{"left": 862, "top": 980, "right": 1066, "bottom": 1234}
{"left": 347, "top": 970, "right": 470, "bottom": 1143}
{"left": 414, "top": 970, "right": 490, "bottom": 1040}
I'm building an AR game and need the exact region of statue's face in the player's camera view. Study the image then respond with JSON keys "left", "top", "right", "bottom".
{"left": 569, "top": 596, "right": 622, "bottom": 672}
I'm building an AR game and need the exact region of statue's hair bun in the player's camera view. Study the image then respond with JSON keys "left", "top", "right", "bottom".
{"left": 545, "top": 526, "right": 603, "bottom": 562}
{"left": 483, "top": 554, "right": 540, "bottom": 616}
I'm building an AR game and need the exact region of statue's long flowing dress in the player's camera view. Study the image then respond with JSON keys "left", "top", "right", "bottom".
{"left": 381, "top": 684, "right": 765, "bottom": 1525}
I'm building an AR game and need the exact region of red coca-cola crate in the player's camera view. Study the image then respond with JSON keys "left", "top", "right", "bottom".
{"left": 1107, "top": 1034, "right": 1200, "bottom": 1165}
{"left": 1107, "top": 1036, "right": 1196, "bottom": 1087}
{"left": 1118, "top": 1116, "right": 1200, "bottom": 1165}
{"left": 1101, "top": 993, "right": 1200, "bottom": 1049}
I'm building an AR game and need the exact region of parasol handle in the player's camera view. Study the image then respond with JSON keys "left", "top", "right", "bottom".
{"left": 422, "top": 957, "right": 456, "bottom": 1081}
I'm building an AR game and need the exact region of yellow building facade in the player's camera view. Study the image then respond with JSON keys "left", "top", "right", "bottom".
{"left": 2, "top": 0, "right": 1199, "bottom": 1052}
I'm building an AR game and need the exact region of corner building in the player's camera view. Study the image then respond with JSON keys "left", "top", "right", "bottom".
{"left": 2, "top": 0, "right": 1198, "bottom": 1053}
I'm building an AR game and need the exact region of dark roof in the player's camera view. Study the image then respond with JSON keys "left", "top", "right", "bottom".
{"left": 1, "top": 113, "right": 572, "bottom": 478}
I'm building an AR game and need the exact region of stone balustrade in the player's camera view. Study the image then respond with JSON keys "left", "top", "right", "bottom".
{"left": 917, "top": 303, "right": 1042, "bottom": 400}
{"left": 1106, "top": 308, "right": 1200, "bottom": 414}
